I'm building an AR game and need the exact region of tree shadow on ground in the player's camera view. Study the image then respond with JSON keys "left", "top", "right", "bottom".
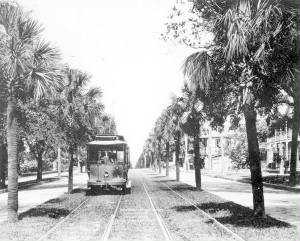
{"left": 24, "top": 183, "right": 71, "bottom": 191}
{"left": 18, "top": 188, "right": 87, "bottom": 220}
{"left": 151, "top": 176, "right": 169, "bottom": 179}
{"left": 45, "top": 197, "right": 66, "bottom": 204}
{"left": 71, "top": 188, "right": 87, "bottom": 194}
{"left": 152, "top": 179, "right": 177, "bottom": 183}
{"left": 18, "top": 178, "right": 59, "bottom": 190}
{"left": 172, "top": 201, "right": 292, "bottom": 228}
{"left": 85, "top": 188, "right": 123, "bottom": 196}
{"left": 158, "top": 184, "right": 200, "bottom": 192}
{"left": 19, "top": 207, "right": 70, "bottom": 220}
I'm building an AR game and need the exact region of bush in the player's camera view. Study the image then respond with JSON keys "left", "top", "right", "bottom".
{"left": 19, "top": 155, "right": 37, "bottom": 173}
{"left": 230, "top": 138, "right": 249, "bottom": 169}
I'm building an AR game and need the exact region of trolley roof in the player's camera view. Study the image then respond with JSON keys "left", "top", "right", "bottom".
{"left": 87, "top": 135, "right": 127, "bottom": 148}
{"left": 87, "top": 140, "right": 126, "bottom": 146}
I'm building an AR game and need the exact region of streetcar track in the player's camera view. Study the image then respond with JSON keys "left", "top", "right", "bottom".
{"left": 37, "top": 173, "right": 245, "bottom": 241}
{"left": 37, "top": 196, "right": 90, "bottom": 241}
{"left": 162, "top": 182, "right": 247, "bottom": 241}
{"left": 100, "top": 177, "right": 173, "bottom": 241}
{"left": 100, "top": 194, "right": 123, "bottom": 241}
{"left": 142, "top": 181, "right": 173, "bottom": 241}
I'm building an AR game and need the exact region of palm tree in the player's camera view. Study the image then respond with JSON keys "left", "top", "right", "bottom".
{"left": 58, "top": 68, "right": 89, "bottom": 193}
{"left": 183, "top": 0, "right": 300, "bottom": 217}
{"left": 154, "top": 118, "right": 164, "bottom": 174}
{"left": 0, "top": 2, "right": 61, "bottom": 222}
{"left": 166, "top": 96, "right": 186, "bottom": 181}
{"left": 0, "top": 113, "right": 6, "bottom": 188}
{"left": 143, "top": 136, "right": 156, "bottom": 170}
{"left": 145, "top": 134, "right": 159, "bottom": 172}
{"left": 97, "top": 114, "right": 117, "bottom": 135}
{"left": 58, "top": 67, "right": 104, "bottom": 193}
{"left": 180, "top": 87, "right": 204, "bottom": 189}
{"left": 159, "top": 109, "right": 173, "bottom": 177}
{"left": 83, "top": 87, "right": 104, "bottom": 129}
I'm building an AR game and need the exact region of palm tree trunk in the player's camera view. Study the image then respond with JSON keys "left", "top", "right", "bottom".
{"left": 193, "top": 121, "right": 201, "bottom": 189}
{"left": 158, "top": 160, "right": 162, "bottom": 173}
{"left": 175, "top": 131, "right": 181, "bottom": 181}
{"left": 68, "top": 149, "right": 74, "bottom": 193}
{"left": 184, "top": 134, "right": 190, "bottom": 171}
{"left": 57, "top": 146, "right": 61, "bottom": 178}
{"left": 158, "top": 142, "right": 162, "bottom": 174}
{"left": 151, "top": 152, "right": 156, "bottom": 171}
{"left": 77, "top": 147, "right": 80, "bottom": 170}
{"left": 290, "top": 70, "right": 299, "bottom": 185}
{"left": 165, "top": 142, "right": 170, "bottom": 177}
{"left": 7, "top": 96, "right": 18, "bottom": 222}
{"left": 0, "top": 144, "right": 6, "bottom": 188}
{"left": 36, "top": 151, "right": 43, "bottom": 182}
{"left": 244, "top": 105, "right": 265, "bottom": 217}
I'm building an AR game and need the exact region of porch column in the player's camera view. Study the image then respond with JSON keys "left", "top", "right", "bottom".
{"left": 279, "top": 142, "right": 284, "bottom": 175}
{"left": 208, "top": 128, "right": 213, "bottom": 169}
{"left": 220, "top": 133, "right": 225, "bottom": 174}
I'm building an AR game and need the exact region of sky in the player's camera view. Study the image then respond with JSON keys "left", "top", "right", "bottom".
{"left": 19, "top": 0, "right": 194, "bottom": 165}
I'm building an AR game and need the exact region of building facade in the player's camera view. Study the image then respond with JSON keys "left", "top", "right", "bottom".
{"left": 183, "top": 122, "right": 300, "bottom": 174}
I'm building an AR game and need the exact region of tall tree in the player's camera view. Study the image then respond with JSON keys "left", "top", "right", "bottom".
{"left": 0, "top": 113, "right": 6, "bottom": 188}
{"left": 180, "top": 87, "right": 205, "bottom": 189}
{"left": 57, "top": 68, "right": 104, "bottom": 193}
{"left": 166, "top": 96, "right": 186, "bottom": 181}
{"left": 171, "top": 0, "right": 299, "bottom": 217}
{"left": 159, "top": 109, "right": 173, "bottom": 177}
{"left": 195, "top": 0, "right": 299, "bottom": 214}
{"left": 154, "top": 118, "right": 164, "bottom": 174}
{"left": 0, "top": 2, "right": 61, "bottom": 222}
{"left": 19, "top": 100, "right": 61, "bottom": 182}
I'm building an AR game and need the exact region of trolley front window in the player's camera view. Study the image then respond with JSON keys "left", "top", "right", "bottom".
{"left": 87, "top": 146, "right": 126, "bottom": 165}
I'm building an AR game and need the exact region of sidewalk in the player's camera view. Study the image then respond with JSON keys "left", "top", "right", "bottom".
{"left": 167, "top": 168, "right": 300, "bottom": 228}
{"left": 201, "top": 168, "right": 300, "bottom": 192}
{"left": 0, "top": 169, "right": 88, "bottom": 222}
{"left": 0, "top": 171, "right": 69, "bottom": 194}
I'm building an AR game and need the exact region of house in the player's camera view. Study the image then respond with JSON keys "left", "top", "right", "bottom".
{"left": 182, "top": 121, "right": 300, "bottom": 174}
{"left": 263, "top": 123, "right": 300, "bottom": 173}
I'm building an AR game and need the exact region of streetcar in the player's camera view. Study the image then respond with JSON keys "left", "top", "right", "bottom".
{"left": 86, "top": 135, "right": 131, "bottom": 193}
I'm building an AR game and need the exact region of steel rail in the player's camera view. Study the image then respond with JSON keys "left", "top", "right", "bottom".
{"left": 37, "top": 196, "right": 90, "bottom": 241}
{"left": 163, "top": 182, "right": 247, "bottom": 241}
{"left": 100, "top": 195, "right": 123, "bottom": 241}
{"left": 142, "top": 181, "right": 173, "bottom": 241}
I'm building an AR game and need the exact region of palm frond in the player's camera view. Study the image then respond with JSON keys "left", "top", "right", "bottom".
{"left": 76, "top": 71, "right": 90, "bottom": 89}
{"left": 222, "top": 8, "right": 250, "bottom": 61}
{"left": 86, "top": 87, "right": 102, "bottom": 100}
{"left": 183, "top": 51, "right": 213, "bottom": 91}
{"left": 18, "top": 17, "right": 42, "bottom": 43}
{"left": 0, "top": 1, "right": 21, "bottom": 35}
{"left": 28, "top": 63, "right": 63, "bottom": 100}
{"left": 33, "top": 40, "right": 60, "bottom": 65}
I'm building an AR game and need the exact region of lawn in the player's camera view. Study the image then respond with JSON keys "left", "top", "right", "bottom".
{"left": 0, "top": 189, "right": 87, "bottom": 241}
{"left": 151, "top": 178, "right": 300, "bottom": 241}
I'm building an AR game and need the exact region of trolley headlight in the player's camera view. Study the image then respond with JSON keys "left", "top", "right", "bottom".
{"left": 104, "top": 171, "right": 109, "bottom": 178}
